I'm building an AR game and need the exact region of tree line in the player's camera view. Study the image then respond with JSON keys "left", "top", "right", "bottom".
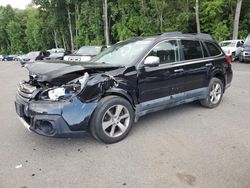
{"left": 0, "top": 0, "right": 249, "bottom": 55}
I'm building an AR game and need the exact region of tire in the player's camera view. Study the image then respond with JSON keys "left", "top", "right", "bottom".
{"left": 90, "top": 96, "right": 134, "bottom": 144}
{"left": 200, "top": 78, "right": 224, "bottom": 108}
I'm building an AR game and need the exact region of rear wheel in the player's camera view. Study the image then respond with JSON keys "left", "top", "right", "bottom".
{"left": 200, "top": 78, "right": 224, "bottom": 108}
{"left": 90, "top": 96, "right": 134, "bottom": 144}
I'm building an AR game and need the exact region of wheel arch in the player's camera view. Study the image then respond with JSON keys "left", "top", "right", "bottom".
{"left": 103, "top": 89, "right": 136, "bottom": 109}
{"left": 212, "top": 72, "right": 226, "bottom": 91}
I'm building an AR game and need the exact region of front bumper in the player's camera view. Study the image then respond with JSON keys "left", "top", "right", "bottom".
{"left": 239, "top": 52, "right": 250, "bottom": 62}
{"left": 15, "top": 94, "right": 97, "bottom": 137}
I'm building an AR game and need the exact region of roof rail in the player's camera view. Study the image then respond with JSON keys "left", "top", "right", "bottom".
{"left": 159, "top": 32, "right": 213, "bottom": 41}
{"left": 160, "top": 32, "right": 183, "bottom": 37}
{"left": 189, "top": 33, "right": 213, "bottom": 40}
{"left": 127, "top": 36, "right": 144, "bottom": 41}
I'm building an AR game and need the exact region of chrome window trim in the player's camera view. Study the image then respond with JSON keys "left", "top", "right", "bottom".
{"left": 151, "top": 56, "right": 225, "bottom": 69}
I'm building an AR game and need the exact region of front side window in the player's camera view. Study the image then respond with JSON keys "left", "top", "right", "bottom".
{"left": 181, "top": 40, "right": 203, "bottom": 60}
{"left": 205, "top": 42, "right": 222, "bottom": 56}
{"left": 147, "top": 40, "right": 179, "bottom": 64}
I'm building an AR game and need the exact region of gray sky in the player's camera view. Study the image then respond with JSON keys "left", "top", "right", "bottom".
{"left": 0, "top": 0, "right": 32, "bottom": 9}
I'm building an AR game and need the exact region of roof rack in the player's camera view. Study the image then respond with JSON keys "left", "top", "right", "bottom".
{"left": 159, "top": 32, "right": 213, "bottom": 41}
{"left": 189, "top": 33, "right": 213, "bottom": 40}
{"left": 127, "top": 36, "right": 144, "bottom": 41}
{"left": 160, "top": 32, "right": 183, "bottom": 37}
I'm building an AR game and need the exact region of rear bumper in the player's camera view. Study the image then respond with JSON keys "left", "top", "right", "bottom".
{"left": 225, "top": 64, "right": 233, "bottom": 90}
{"left": 15, "top": 95, "right": 97, "bottom": 137}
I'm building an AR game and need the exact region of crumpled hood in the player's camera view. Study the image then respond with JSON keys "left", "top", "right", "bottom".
{"left": 25, "top": 61, "right": 123, "bottom": 85}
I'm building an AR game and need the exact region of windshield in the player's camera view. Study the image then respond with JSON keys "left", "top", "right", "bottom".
{"left": 76, "top": 46, "right": 102, "bottom": 56}
{"left": 244, "top": 34, "right": 250, "bottom": 46}
{"left": 91, "top": 39, "right": 154, "bottom": 66}
{"left": 26, "top": 52, "right": 40, "bottom": 58}
{"left": 220, "top": 42, "right": 235, "bottom": 47}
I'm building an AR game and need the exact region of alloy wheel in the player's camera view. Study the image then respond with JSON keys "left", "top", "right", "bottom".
{"left": 102, "top": 105, "right": 130, "bottom": 138}
{"left": 210, "top": 83, "right": 222, "bottom": 104}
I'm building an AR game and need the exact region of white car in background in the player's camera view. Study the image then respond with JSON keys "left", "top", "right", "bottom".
{"left": 219, "top": 40, "right": 244, "bottom": 61}
{"left": 63, "top": 46, "right": 106, "bottom": 63}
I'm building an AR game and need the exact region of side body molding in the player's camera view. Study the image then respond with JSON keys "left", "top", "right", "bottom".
{"left": 135, "top": 87, "right": 208, "bottom": 119}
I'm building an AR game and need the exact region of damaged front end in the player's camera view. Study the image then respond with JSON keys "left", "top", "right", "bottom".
{"left": 15, "top": 62, "right": 121, "bottom": 137}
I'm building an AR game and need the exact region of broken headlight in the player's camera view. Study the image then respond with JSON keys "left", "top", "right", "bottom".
{"left": 40, "top": 72, "right": 89, "bottom": 101}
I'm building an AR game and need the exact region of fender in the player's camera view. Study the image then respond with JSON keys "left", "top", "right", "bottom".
{"left": 78, "top": 73, "right": 137, "bottom": 107}
{"left": 209, "top": 65, "right": 224, "bottom": 77}
{"left": 104, "top": 88, "right": 137, "bottom": 108}
{"left": 208, "top": 66, "right": 227, "bottom": 89}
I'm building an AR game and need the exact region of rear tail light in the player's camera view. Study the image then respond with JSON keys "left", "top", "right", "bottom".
{"left": 226, "top": 56, "right": 231, "bottom": 63}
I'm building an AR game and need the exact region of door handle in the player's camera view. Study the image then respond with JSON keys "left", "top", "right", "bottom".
{"left": 174, "top": 68, "right": 184, "bottom": 73}
{"left": 205, "top": 63, "right": 213, "bottom": 67}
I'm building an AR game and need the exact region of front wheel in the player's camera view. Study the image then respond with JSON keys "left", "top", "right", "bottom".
{"left": 90, "top": 96, "right": 134, "bottom": 144}
{"left": 200, "top": 78, "right": 224, "bottom": 108}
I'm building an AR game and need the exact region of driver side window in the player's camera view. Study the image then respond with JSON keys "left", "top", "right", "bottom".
{"left": 148, "top": 40, "right": 179, "bottom": 64}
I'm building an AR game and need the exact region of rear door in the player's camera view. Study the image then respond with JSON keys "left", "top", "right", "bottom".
{"left": 180, "top": 39, "right": 210, "bottom": 92}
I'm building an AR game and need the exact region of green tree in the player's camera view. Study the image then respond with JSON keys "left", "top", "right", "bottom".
{"left": 0, "top": 0, "right": 249, "bottom": 54}
{"left": 0, "top": 5, "right": 16, "bottom": 54}
{"left": 6, "top": 21, "right": 26, "bottom": 53}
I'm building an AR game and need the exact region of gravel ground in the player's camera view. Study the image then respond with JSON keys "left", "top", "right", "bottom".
{"left": 0, "top": 61, "right": 250, "bottom": 188}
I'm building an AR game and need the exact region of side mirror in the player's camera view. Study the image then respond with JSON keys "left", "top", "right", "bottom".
{"left": 144, "top": 56, "right": 160, "bottom": 67}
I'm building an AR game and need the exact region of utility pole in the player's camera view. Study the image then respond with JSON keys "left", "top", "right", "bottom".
{"left": 67, "top": 5, "right": 74, "bottom": 52}
{"left": 195, "top": 0, "right": 201, "bottom": 33}
{"left": 233, "top": 0, "right": 242, "bottom": 40}
{"left": 103, "top": 0, "right": 110, "bottom": 45}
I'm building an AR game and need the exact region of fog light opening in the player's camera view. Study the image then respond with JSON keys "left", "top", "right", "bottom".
{"left": 35, "top": 120, "right": 55, "bottom": 136}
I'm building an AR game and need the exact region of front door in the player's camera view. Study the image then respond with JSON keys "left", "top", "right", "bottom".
{"left": 138, "top": 40, "right": 185, "bottom": 110}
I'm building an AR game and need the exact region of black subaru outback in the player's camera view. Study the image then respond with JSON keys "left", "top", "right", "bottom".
{"left": 15, "top": 32, "right": 233, "bottom": 144}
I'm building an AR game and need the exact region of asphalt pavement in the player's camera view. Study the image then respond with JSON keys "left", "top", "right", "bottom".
{"left": 0, "top": 61, "right": 250, "bottom": 188}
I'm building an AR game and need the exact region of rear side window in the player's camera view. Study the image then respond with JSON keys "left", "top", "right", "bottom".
{"left": 148, "top": 40, "right": 179, "bottom": 64}
{"left": 181, "top": 40, "right": 203, "bottom": 60}
{"left": 205, "top": 42, "right": 222, "bottom": 56}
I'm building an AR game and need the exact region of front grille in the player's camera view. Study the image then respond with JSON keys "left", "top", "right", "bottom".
{"left": 244, "top": 51, "right": 250, "bottom": 56}
{"left": 17, "top": 82, "right": 37, "bottom": 103}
